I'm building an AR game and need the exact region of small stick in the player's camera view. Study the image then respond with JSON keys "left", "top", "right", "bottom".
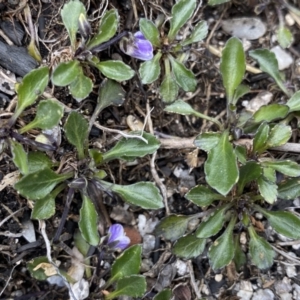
{"left": 150, "top": 152, "right": 170, "bottom": 215}
{"left": 187, "top": 260, "right": 201, "bottom": 299}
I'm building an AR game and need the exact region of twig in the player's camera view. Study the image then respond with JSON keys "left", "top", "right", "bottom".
{"left": 0, "top": 204, "right": 23, "bottom": 227}
{"left": 39, "top": 220, "right": 77, "bottom": 300}
{"left": 272, "top": 245, "right": 300, "bottom": 265}
{"left": 187, "top": 260, "right": 201, "bottom": 299}
{"left": 93, "top": 122, "right": 148, "bottom": 143}
{"left": 150, "top": 152, "right": 170, "bottom": 215}
{"left": 0, "top": 262, "right": 20, "bottom": 297}
{"left": 159, "top": 135, "right": 300, "bottom": 154}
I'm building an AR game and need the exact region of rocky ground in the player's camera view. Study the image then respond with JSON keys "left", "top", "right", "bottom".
{"left": 1, "top": 0, "right": 300, "bottom": 299}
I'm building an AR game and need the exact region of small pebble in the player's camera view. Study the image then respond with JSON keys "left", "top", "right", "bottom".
{"left": 222, "top": 17, "right": 266, "bottom": 40}
{"left": 285, "top": 265, "right": 297, "bottom": 278}
{"left": 271, "top": 46, "right": 294, "bottom": 70}
{"left": 252, "top": 289, "right": 275, "bottom": 300}
{"left": 215, "top": 274, "right": 223, "bottom": 282}
{"left": 237, "top": 290, "right": 252, "bottom": 300}
{"left": 293, "top": 284, "right": 300, "bottom": 299}
{"left": 285, "top": 14, "right": 295, "bottom": 26}
{"left": 175, "top": 259, "right": 188, "bottom": 276}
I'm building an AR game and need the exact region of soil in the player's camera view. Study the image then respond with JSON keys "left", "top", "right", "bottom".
{"left": 0, "top": 0, "right": 300, "bottom": 300}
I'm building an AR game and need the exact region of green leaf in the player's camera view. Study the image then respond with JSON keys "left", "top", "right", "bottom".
{"left": 277, "top": 25, "right": 293, "bottom": 49}
{"left": 110, "top": 245, "right": 141, "bottom": 283}
{"left": 64, "top": 111, "right": 89, "bottom": 159}
{"left": 204, "top": 131, "right": 239, "bottom": 196}
{"left": 106, "top": 275, "right": 146, "bottom": 300}
{"left": 51, "top": 60, "right": 80, "bottom": 87}
{"left": 266, "top": 124, "right": 291, "bottom": 148}
{"left": 74, "top": 230, "right": 90, "bottom": 257}
{"left": 259, "top": 209, "right": 300, "bottom": 239}
{"left": 10, "top": 140, "right": 28, "bottom": 175}
{"left": 196, "top": 205, "right": 229, "bottom": 238}
{"left": 172, "top": 234, "right": 206, "bottom": 259}
{"left": 139, "top": 52, "right": 162, "bottom": 84}
{"left": 208, "top": 0, "right": 230, "bottom": 5}
{"left": 97, "top": 78, "right": 125, "bottom": 112}
{"left": 286, "top": 91, "right": 300, "bottom": 112}
{"left": 253, "top": 122, "right": 270, "bottom": 154}
{"left": 194, "top": 132, "right": 221, "bottom": 152}
{"left": 139, "top": 18, "right": 161, "bottom": 47}
{"left": 168, "top": 0, "right": 196, "bottom": 41}
{"left": 263, "top": 167, "right": 276, "bottom": 182}
{"left": 257, "top": 176, "right": 277, "bottom": 204}
{"left": 185, "top": 185, "right": 225, "bottom": 207}
{"left": 15, "top": 67, "right": 49, "bottom": 118}
{"left": 159, "top": 73, "right": 179, "bottom": 103}
{"left": 249, "top": 49, "right": 290, "bottom": 96}
{"left": 15, "top": 168, "right": 71, "bottom": 200}
{"left": 164, "top": 99, "right": 196, "bottom": 115}
{"left": 154, "top": 215, "right": 192, "bottom": 241}
{"left": 153, "top": 289, "right": 172, "bottom": 300}
{"left": 20, "top": 100, "right": 64, "bottom": 133}
{"left": 208, "top": 215, "right": 236, "bottom": 270}
{"left": 260, "top": 160, "right": 300, "bottom": 177}
{"left": 169, "top": 56, "right": 197, "bottom": 92}
{"left": 27, "top": 151, "right": 53, "bottom": 173}
{"left": 96, "top": 60, "right": 135, "bottom": 81}
{"left": 253, "top": 104, "right": 289, "bottom": 123}
{"left": 87, "top": 9, "right": 119, "bottom": 49}
{"left": 102, "top": 132, "right": 160, "bottom": 162}
{"left": 79, "top": 193, "right": 99, "bottom": 246}
{"left": 278, "top": 178, "right": 300, "bottom": 200}
{"left": 235, "top": 145, "right": 247, "bottom": 164}
{"left": 31, "top": 194, "right": 55, "bottom": 220}
{"left": 248, "top": 226, "right": 275, "bottom": 269}
{"left": 233, "top": 235, "right": 246, "bottom": 270}
{"left": 237, "top": 161, "right": 262, "bottom": 195}
{"left": 101, "top": 181, "right": 163, "bottom": 210}
{"left": 27, "top": 256, "right": 49, "bottom": 280}
{"left": 61, "top": 0, "right": 86, "bottom": 49}
{"left": 220, "top": 37, "right": 245, "bottom": 103}
{"left": 181, "top": 20, "right": 208, "bottom": 46}
{"left": 232, "top": 84, "right": 250, "bottom": 106}
{"left": 69, "top": 72, "right": 93, "bottom": 101}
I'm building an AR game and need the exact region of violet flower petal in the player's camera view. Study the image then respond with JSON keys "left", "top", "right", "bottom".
{"left": 120, "top": 31, "right": 153, "bottom": 61}
{"left": 107, "top": 224, "right": 130, "bottom": 250}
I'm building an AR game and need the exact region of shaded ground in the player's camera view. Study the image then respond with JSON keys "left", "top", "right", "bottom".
{"left": 1, "top": 0, "right": 300, "bottom": 299}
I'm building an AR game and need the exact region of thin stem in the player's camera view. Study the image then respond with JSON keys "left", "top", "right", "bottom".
{"left": 194, "top": 111, "right": 223, "bottom": 130}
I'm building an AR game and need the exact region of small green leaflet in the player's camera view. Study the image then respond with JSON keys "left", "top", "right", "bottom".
{"left": 109, "top": 245, "right": 142, "bottom": 283}
{"left": 172, "top": 234, "right": 206, "bottom": 259}
{"left": 79, "top": 193, "right": 99, "bottom": 246}
{"left": 64, "top": 111, "right": 89, "bottom": 159}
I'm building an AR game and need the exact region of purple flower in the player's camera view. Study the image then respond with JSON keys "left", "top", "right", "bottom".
{"left": 107, "top": 224, "right": 130, "bottom": 251}
{"left": 120, "top": 32, "right": 153, "bottom": 61}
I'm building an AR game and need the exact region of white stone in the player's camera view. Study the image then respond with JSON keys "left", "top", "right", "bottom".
{"left": 292, "top": 284, "right": 300, "bottom": 299}
{"left": 240, "top": 280, "right": 253, "bottom": 292}
{"left": 285, "top": 265, "right": 297, "bottom": 278}
{"left": 244, "top": 91, "right": 273, "bottom": 113}
{"left": 142, "top": 234, "right": 156, "bottom": 256}
{"left": 215, "top": 274, "right": 223, "bottom": 282}
{"left": 237, "top": 290, "right": 252, "bottom": 300}
{"left": 222, "top": 18, "right": 266, "bottom": 40}
{"left": 277, "top": 293, "right": 292, "bottom": 300}
{"left": 271, "top": 46, "right": 294, "bottom": 70}
{"left": 22, "top": 220, "right": 36, "bottom": 243}
{"left": 285, "top": 14, "right": 295, "bottom": 26}
{"left": 252, "top": 289, "right": 275, "bottom": 300}
{"left": 175, "top": 259, "right": 188, "bottom": 276}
